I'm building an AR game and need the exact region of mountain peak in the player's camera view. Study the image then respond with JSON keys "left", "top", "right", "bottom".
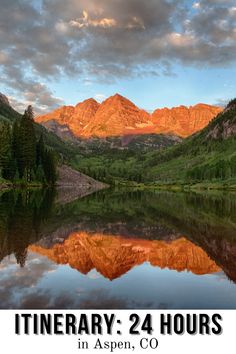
{"left": 0, "top": 93, "right": 10, "bottom": 106}
{"left": 80, "top": 93, "right": 150, "bottom": 137}
{"left": 75, "top": 98, "right": 99, "bottom": 107}
{"left": 113, "top": 93, "right": 125, "bottom": 99}
{"left": 108, "top": 93, "right": 133, "bottom": 104}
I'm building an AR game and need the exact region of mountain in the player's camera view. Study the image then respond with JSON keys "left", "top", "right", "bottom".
{"left": 36, "top": 94, "right": 221, "bottom": 138}
{"left": 81, "top": 94, "right": 150, "bottom": 137}
{"left": 40, "top": 119, "right": 181, "bottom": 155}
{"left": 71, "top": 98, "right": 236, "bottom": 185}
{"left": 37, "top": 94, "right": 151, "bottom": 138}
{"left": 29, "top": 232, "right": 220, "bottom": 280}
{"left": 41, "top": 120, "right": 78, "bottom": 142}
{"left": 152, "top": 103, "right": 222, "bottom": 137}
{"left": 205, "top": 99, "right": 236, "bottom": 140}
{"left": 38, "top": 98, "right": 99, "bottom": 136}
{"left": 0, "top": 93, "right": 10, "bottom": 107}
{"left": 140, "top": 99, "right": 236, "bottom": 184}
{"left": 72, "top": 99, "right": 100, "bottom": 135}
{"left": 0, "top": 94, "right": 21, "bottom": 122}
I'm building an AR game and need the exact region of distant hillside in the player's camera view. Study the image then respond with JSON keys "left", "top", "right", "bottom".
{"left": 0, "top": 93, "right": 21, "bottom": 121}
{"left": 0, "top": 94, "right": 76, "bottom": 159}
{"left": 142, "top": 99, "right": 236, "bottom": 185}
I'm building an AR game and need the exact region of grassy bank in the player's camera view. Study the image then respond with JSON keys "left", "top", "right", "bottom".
{"left": 112, "top": 178, "right": 236, "bottom": 191}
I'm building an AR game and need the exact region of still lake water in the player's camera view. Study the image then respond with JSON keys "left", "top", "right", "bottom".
{"left": 0, "top": 188, "right": 236, "bottom": 309}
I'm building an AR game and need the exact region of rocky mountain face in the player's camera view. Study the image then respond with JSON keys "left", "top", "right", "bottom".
{"left": 0, "top": 92, "right": 21, "bottom": 122}
{"left": 152, "top": 103, "right": 222, "bottom": 137}
{"left": 37, "top": 105, "right": 74, "bottom": 125}
{"left": 56, "top": 165, "right": 107, "bottom": 204}
{"left": 29, "top": 232, "right": 220, "bottom": 280}
{"left": 42, "top": 120, "right": 78, "bottom": 142}
{"left": 0, "top": 93, "right": 10, "bottom": 106}
{"left": 38, "top": 98, "right": 99, "bottom": 136}
{"left": 206, "top": 101, "right": 236, "bottom": 140}
{"left": 36, "top": 94, "right": 221, "bottom": 139}
{"left": 69, "top": 98, "right": 100, "bottom": 135}
{"left": 41, "top": 119, "right": 181, "bottom": 151}
{"left": 81, "top": 94, "right": 150, "bottom": 137}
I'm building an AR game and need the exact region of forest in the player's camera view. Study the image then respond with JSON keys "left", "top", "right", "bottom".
{"left": 0, "top": 106, "right": 57, "bottom": 186}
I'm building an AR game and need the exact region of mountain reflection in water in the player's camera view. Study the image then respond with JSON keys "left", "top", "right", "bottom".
{"left": 0, "top": 188, "right": 236, "bottom": 309}
{"left": 29, "top": 233, "right": 220, "bottom": 279}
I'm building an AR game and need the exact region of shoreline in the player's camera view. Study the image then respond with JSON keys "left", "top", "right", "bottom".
{"left": 1, "top": 177, "right": 236, "bottom": 193}
{"left": 0, "top": 182, "right": 45, "bottom": 191}
{"left": 113, "top": 180, "right": 236, "bottom": 191}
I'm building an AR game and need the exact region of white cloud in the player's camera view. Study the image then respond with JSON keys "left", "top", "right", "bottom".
{"left": 166, "top": 32, "right": 197, "bottom": 47}
{"left": 193, "top": 2, "right": 201, "bottom": 9}
{"left": 55, "top": 21, "right": 69, "bottom": 34}
{"left": 229, "top": 7, "right": 236, "bottom": 17}
{"left": 94, "top": 93, "right": 106, "bottom": 102}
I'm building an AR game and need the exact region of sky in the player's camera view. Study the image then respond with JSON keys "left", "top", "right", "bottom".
{"left": 0, "top": 0, "right": 236, "bottom": 114}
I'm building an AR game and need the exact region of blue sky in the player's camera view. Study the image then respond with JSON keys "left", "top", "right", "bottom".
{"left": 51, "top": 64, "right": 236, "bottom": 111}
{"left": 0, "top": 0, "right": 236, "bottom": 113}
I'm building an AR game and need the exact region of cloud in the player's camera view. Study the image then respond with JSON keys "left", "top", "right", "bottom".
{"left": 4, "top": 75, "right": 65, "bottom": 115}
{"left": 0, "top": 0, "right": 236, "bottom": 111}
{"left": 69, "top": 11, "right": 117, "bottom": 29}
{"left": 8, "top": 91, "right": 64, "bottom": 116}
{"left": 94, "top": 93, "right": 106, "bottom": 102}
{"left": 193, "top": 2, "right": 201, "bottom": 9}
{"left": 0, "top": 252, "right": 129, "bottom": 309}
{"left": 214, "top": 98, "right": 230, "bottom": 107}
{"left": 0, "top": 252, "right": 58, "bottom": 308}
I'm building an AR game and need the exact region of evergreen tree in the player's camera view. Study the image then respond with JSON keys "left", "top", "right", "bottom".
{"left": 42, "top": 149, "right": 57, "bottom": 185}
{"left": 0, "top": 105, "right": 59, "bottom": 186}
{"left": 18, "top": 105, "right": 36, "bottom": 181}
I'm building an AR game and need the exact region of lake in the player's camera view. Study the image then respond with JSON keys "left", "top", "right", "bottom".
{"left": 0, "top": 188, "right": 236, "bottom": 309}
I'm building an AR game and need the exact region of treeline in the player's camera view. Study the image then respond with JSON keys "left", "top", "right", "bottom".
{"left": 0, "top": 106, "right": 57, "bottom": 185}
{"left": 85, "top": 168, "right": 143, "bottom": 184}
{"left": 187, "top": 156, "right": 236, "bottom": 182}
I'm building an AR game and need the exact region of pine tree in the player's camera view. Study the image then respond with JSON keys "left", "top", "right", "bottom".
{"left": 18, "top": 105, "right": 36, "bottom": 182}
{"left": 42, "top": 149, "right": 57, "bottom": 185}
{"left": 1, "top": 105, "right": 58, "bottom": 185}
